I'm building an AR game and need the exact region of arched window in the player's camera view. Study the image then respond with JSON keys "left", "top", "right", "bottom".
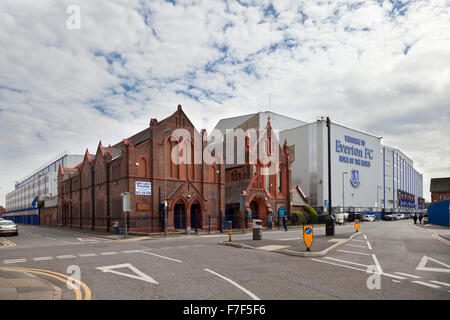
{"left": 277, "top": 167, "right": 282, "bottom": 193}
{"left": 137, "top": 157, "right": 147, "bottom": 178}
{"left": 210, "top": 166, "right": 218, "bottom": 183}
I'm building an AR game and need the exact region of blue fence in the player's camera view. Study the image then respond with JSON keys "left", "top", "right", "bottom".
{"left": 427, "top": 200, "right": 450, "bottom": 227}
{"left": 1, "top": 207, "right": 40, "bottom": 225}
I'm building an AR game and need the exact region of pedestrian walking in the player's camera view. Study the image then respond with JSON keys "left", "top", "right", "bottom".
{"left": 418, "top": 214, "right": 423, "bottom": 225}
{"left": 282, "top": 215, "right": 288, "bottom": 231}
{"left": 266, "top": 214, "right": 272, "bottom": 231}
{"left": 413, "top": 214, "right": 417, "bottom": 224}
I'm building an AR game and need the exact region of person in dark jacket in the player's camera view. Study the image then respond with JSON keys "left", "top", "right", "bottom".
{"left": 413, "top": 214, "right": 417, "bottom": 224}
{"left": 266, "top": 214, "right": 272, "bottom": 231}
{"left": 418, "top": 214, "right": 423, "bottom": 225}
{"left": 282, "top": 215, "right": 288, "bottom": 231}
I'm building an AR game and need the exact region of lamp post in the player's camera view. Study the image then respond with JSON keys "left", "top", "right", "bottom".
{"left": 163, "top": 128, "right": 171, "bottom": 237}
{"left": 342, "top": 172, "right": 348, "bottom": 213}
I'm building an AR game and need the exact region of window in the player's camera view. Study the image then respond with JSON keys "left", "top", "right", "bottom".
{"left": 441, "top": 194, "right": 445, "bottom": 201}
{"left": 137, "top": 157, "right": 147, "bottom": 178}
{"left": 112, "top": 164, "right": 121, "bottom": 180}
{"left": 277, "top": 168, "right": 282, "bottom": 193}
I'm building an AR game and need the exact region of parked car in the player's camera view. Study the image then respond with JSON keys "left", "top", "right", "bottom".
{"left": 347, "top": 212, "right": 360, "bottom": 222}
{"left": 383, "top": 214, "right": 394, "bottom": 221}
{"left": 398, "top": 213, "right": 405, "bottom": 220}
{"left": 344, "top": 212, "right": 349, "bottom": 221}
{"left": 0, "top": 220, "right": 18, "bottom": 236}
{"left": 365, "top": 215, "right": 375, "bottom": 222}
{"left": 334, "top": 213, "right": 345, "bottom": 225}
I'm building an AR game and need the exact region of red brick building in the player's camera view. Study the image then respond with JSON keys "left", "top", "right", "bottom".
{"left": 430, "top": 177, "right": 450, "bottom": 203}
{"left": 57, "top": 105, "right": 225, "bottom": 233}
{"left": 223, "top": 118, "right": 308, "bottom": 228}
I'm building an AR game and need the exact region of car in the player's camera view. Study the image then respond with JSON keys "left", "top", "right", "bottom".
{"left": 0, "top": 220, "right": 18, "bottom": 236}
{"left": 365, "top": 215, "right": 375, "bottom": 222}
{"left": 334, "top": 213, "right": 345, "bottom": 225}
{"left": 347, "top": 212, "right": 360, "bottom": 222}
{"left": 383, "top": 214, "right": 394, "bottom": 221}
{"left": 398, "top": 213, "right": 405, "bottom": 220}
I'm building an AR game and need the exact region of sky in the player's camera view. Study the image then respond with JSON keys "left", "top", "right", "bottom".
{"left": 0, "top": 0, "right": 449, "bottom": 206}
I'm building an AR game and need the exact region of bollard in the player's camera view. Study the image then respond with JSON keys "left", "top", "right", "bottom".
{"left": 228, "top": 221, "right": 232, "bottom": 242}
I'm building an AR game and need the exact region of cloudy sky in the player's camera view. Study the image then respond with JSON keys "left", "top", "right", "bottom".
{"left": 0, "top": 0, "right": 449, "bottom": 205}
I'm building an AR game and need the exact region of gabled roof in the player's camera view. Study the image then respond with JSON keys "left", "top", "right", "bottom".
{"left": 430, "top": 177, "right": 450, "bottom": 192}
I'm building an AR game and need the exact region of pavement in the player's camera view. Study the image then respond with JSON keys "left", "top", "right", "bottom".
{"left": 219, "top": 227, "right": 360, "bottom": 257}
{"left": 0, "top": 269, "right": 62, "bottom": 300}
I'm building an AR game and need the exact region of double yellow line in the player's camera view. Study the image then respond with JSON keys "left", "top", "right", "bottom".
{"left": 0, "top": 266, "right": 91, "bottom": 300}
{"left": 0, "top": 237, "right": 16, "bottom": 248}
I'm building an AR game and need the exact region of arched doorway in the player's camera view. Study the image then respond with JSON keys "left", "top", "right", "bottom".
{"left": 249, "top": 195, "right": 268, "bottom": 224}
{"left": 173, "top": 200, "right": 186, "bottom": 230}
{"left": 190, "top": 200, "right": 203, "bottom": 231}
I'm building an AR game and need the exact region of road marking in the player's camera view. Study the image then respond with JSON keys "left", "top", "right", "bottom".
{"left": 56, "top": 255, "right": 76, "bottom": 259}
{"left": 336, "top": 250, "right": 370, "bottom": 256}
{"left": 392, "top": 280, "right": 401, "bottom": 283}
{"left": 278, "top": 237, "right": 302, "bottom": 241}
{"left": 192, "top": 244, "right": 206, "bottom": 247}
{"left": 429, "top": 280, "right": 450, "bottom": 287}
{"left": 366, "top": 241, "right": 372, "bottom": 250}
{"left": 96, "top": 263, "right": 159, "bottom": 284}
{"left": 324, "top": 257, "right": 371, "bottom": 268}
{"left": 371, "top": 254, "right": 383, "bottom": 274}
{"left": 416, "top": 255, "right": 450, "bottom": 273}
{"left": 0, "top": 266, "right": 91, "bottom": 300}
{"left": 45, "top": 237, "right": 57, "bottom": 240}
{"left": 79, "top": 253, "right": 97, "bottom": 257}
{"left": 77, "top": 237, "right": 99, "bottom": 242}
{"left": 100, "top": 252, "right": 118, "bottom": 255}
{"left": 363, "top": 235, "right": 367, "bottom": 240}
{"left": 394, "top": 272, "right": 421, "bottom": 279}
{"left": 122, "top": 250, "right": 142, "bottom": 254}
{"left": 311, "top": 258, "right": 407, "bottom": 280}
{"left": 257, "top": 245, "right": 290, "bottom": 251}
{"left": 204, "top": 268, "right": 261, "bottom": 300}
{"left": 33, "top": 256, "right": 53, "bottom": 261}
{"left": 432, "top": 233, "right": 450, "bottom": 246}
{"left": 3, "top": 259, "right": 26, "bottom": 264}
{"left": 160, "top": 247, "right": 173, "bottom": 250}
{"left": 138, "top": 250, "right": 182, "bottom": 263}
{"left": 412, "top": 281, "right": 441, "bottom": 289}
{"left": 345, "top": 244, "right": 367, "bottom": 248}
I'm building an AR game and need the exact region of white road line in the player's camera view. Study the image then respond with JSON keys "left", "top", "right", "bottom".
{"left": 311, "top": 258, "right": 407, "bottom": 280}
{"left": 204, "top": 268, "right": 261, "bottom": 300}
{"left": 429, "top": 280, "right": 450, "bottom": 287}
{"left": 192, "top": 244, "right": 205, "bottom": 247}
{"left": 79, "top": 253, "right": 97, "bottom": 257}
{"left": 138, "top": 250, "right": 182, "bottom": 263}
{"left": 100, "top": 252, "right": 118, "bottom": 255}
{"left": 33, "top": 256, "right": 53, "bottom": 261}
{"left": 345, "top": 244, "right": 367, "bottom": 248}
{"left": 412, "top": 281, "right": 441, "bottom": 289}
{"left": 394, "top": 272, "right": 421, "bottom": 279}
{"left": 324, "top": 257, "right": 371, "bottom": 268}
{"left": 45, "top": 237, "right": 57, "bottom": 241}
{"left": 371, "top": 254, "right": 383, "bottom": 274}
{"left": 122, "top": 250, "right": 142, "bottom": 254}
{"left": 337, "top": 250, "right": 370, "bottom": 256}
{"left": 311, "top": 258, "right": 368, "bottom": 272}
{"left": 56, "top": 255, "right": 76, "bottom": 259}
{"left": 392, "top": 280, "right": 401, "bottom": 283}
{"left": 366, "top": 241, "right": 372, "bottom": 250}
{"left": 3, "top": 259, "right": 26, "bottom": 264}
{"left": 363, "top": 234, "right": 368, "bottom": 240}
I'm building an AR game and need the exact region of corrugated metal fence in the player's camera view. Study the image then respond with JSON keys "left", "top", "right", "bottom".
{"left": 0, "top": 207, "right": 40, "bottom": 225}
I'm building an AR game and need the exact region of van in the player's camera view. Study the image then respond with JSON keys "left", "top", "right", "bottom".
{"left": 335, "top": 213, "right": 345, "bottom": 225}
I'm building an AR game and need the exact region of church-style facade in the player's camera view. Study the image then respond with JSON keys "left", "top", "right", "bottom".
{"left": 57, "top": 105, "right": 225, "bottom": 233}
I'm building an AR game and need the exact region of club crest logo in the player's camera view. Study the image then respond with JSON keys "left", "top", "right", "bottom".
{"left": 350, "top": 169, "right": 360, "bottom": 188}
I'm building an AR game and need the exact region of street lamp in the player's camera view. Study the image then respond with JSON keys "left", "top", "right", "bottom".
{"left": 163, "top": 128, "right": 172, "bottom": 237}
{"left": 342, "top": 172, "right": 348, "bottom": 213}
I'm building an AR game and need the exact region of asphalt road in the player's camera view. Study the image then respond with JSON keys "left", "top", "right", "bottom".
{"left": 0, "top": 220, "right": 449, "bottom": 300}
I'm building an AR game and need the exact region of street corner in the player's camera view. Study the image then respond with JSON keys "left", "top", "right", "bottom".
{"left": 218, "top": 232, "right": 361, "bottom": 258}
{"left": 0, "top": 269, "right": 62, "bottom": 300}
{"left": 0, "top": 267, "right": 91, "bottom": 300}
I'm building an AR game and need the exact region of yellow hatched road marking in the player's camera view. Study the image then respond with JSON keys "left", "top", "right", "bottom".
{"left": 432, "top": 233, "right": 450, "bottom": 246}
{"left": 0, "top": 237, "right": 16, "bottom": 248}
